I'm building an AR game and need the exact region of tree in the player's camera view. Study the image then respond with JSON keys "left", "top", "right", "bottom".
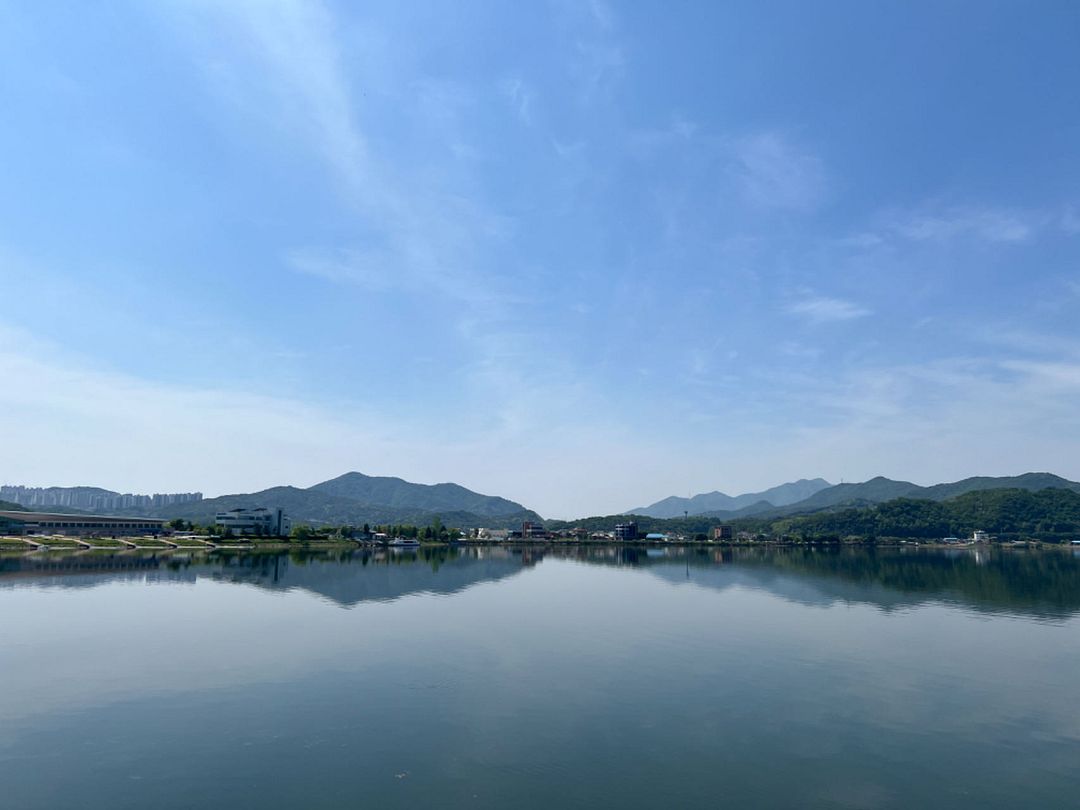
{"left": 291, "top": 525, "right": 315, "bottom": 543}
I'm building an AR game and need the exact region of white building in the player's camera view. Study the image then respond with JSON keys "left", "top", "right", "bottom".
{"left": 215, "top": 507, "right": 291, "bottom": 537}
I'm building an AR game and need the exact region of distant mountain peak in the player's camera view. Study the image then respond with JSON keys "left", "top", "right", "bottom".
{"left": 308, "top": 471, "right": 534, "bottom": 519}
{"left": 752, "top": 472, "right": 1080, "bottom": 519}
{"left": 630, "top": 478, "right": 833, "bottom": 519}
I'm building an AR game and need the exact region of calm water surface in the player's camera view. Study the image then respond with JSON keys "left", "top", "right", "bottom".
{"left": 2, "top": 545, "right": 1079, "bottom": 809}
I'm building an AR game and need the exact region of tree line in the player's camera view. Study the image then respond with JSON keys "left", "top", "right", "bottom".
{"left": 546, "top": 488, "right": 1080, "bottom": 543}
{"left": 770, "top": 488, "right": 1080, "bottom": 541}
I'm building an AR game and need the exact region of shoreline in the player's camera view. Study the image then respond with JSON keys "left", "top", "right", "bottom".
{"left": 0, "top": 537, "right": 1068, "bottom": 554}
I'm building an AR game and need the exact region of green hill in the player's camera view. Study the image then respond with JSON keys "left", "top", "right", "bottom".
{"left": 149, "top": 484, "right": 540, "bottom": 530}
{"left": 920, "top": 473, "right": 1080, "bottom": 501}
{"left": 309, "top": 472, "right": 531, "bottom": 518}
{"left": 727, "top": 472, "right": 1080, "bottom": 520}
{"left": 775, "top": 488, "right": 1080, "bottom": 542}
{"left": 0, "top": 501, "right": 27, "bottom": 512}
{"left": 550, "top": 476, "right": 1080, "bottom": 542}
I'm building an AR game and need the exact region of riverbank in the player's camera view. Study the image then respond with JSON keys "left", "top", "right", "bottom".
{"left": 0, "top": 535, "right": 1069, "bottom": 553}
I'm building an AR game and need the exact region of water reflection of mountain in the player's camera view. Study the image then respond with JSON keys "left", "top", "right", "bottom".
{"left": 207, "top": 548, "right": 531, "bottom": 606}
{"left": 547, "top": 546, "right": 1080, "bottom": 619}
{"left": 3, "top": 546, "right": 1078, "bottom": 618}
{"left": 0, "top": 548, "right": 531, "bottom": 607}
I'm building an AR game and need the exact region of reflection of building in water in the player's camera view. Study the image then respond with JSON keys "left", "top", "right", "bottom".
{"left": 519, "top": 548, "right": 545, "bottom": 566}
{"left": 212, "top": 552, "right": 289, "bottom": 584}
{"left": 0, "top": 553, "right": 198, "bottom": 590}
{"left": 0, "top": 510, "right": 165, "bottom": 537}
{"left": 0, "top": 553, "right": 164, "bottom": 576}
{"left": 472, "top": 547, "right": 514, "bottom": 560}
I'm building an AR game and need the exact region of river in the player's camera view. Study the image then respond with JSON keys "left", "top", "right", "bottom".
{"left": 1, "top": 545, "right": 1078, "bottom": 808}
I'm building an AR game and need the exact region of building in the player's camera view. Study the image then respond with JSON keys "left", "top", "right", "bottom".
{"left": 614, "top": 521, "right": 639, "bottom": 541}
{"left": 0, "top": 485, "right": 202, "bottom": 512}
{"left": 972, "top": 530, "right": 990, "bottom": 543}
{"left": 215, "top": 507, "right": 291, "bottom": 537}
{"left": 0, "top": 510, "right": 165, "bottom": 537}
{"left": 712, "top": 525, "right": 734, "bottom": 541}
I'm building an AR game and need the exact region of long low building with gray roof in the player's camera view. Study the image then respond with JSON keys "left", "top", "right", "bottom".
{"left": 0, "top": 511, "right": 165, "bottom": 537}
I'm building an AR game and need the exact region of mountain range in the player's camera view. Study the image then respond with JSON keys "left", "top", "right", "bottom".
{"left": 2, "top": 473, "right": 541, "bottom": 530}
{"left": 154, "top": 472, "right": 543, "bottom": 529}
{"left": 6, "top": 471, "right": 1080, "bottom": 531}
{"left": 630, "top": 472, "right": 1080, "bottom": 521}
{"left": 739, "top": 472, "right": 1080, "bottom": 519}
{"left": 631, "top": 478, "right": 832, "bottom": 518}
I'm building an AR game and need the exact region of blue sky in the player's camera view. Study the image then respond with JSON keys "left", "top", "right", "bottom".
{"left": 2, "top": 0, "right": 1079, "bottom": 518}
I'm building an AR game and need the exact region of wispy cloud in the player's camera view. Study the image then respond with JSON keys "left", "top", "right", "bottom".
{"left": 1000, "top": 359, "right": 1080, "bottom": 389}
{"left": 168, "top": 0, "right": 516, "bottom": 309}
{"left": 553, "top": 0, "right": 624, "bottom": 104}
{"left": 785, "top": 290, "right": 871, "bottom": 324}
{"left": 0, "top": 322, "right": 408, "bottom": 495}
{"left": 733, "top": 132, "right": 828, "bottom": 211}
{"left": 0, "top": 319, "right": 637, "bottom": 519}
{"left": 500, "top": 76, "right": 533, "bottom": 125}
{"left": 976, "top": 327, "right": 1080, "bottom": 360}
{"left": 624, "top": 116, "right": 698, "bottom": 160}
{"left": 888, "top": 205, "right": 1033, "bottom": 243}
{"left": 289, "top": 247, "right": 399, "bottom": 293}
{"left": 748, "top": 350, "right": 1080, "bottom": 488}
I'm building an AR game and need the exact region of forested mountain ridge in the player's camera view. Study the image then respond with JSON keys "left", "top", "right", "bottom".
{"left": 149, "top": 484, "right": 541, "bottom": 529}
{"left": 774, "top": 488, "right": 1080, "bottom": 541}
{"left": 549, "top": 484, "right": 1080, "bottom": 543}
{"left": 631, "top": 478, "right": 832, "bottom": 518}
{"left": 309, "top": 472, "right": 530, "bottom": 517}
{"left": 703, "top": 473, "right": 1080, "bottom": 520}
{"left": 631, "top": 474, "right": 1080, "bottom": 522}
